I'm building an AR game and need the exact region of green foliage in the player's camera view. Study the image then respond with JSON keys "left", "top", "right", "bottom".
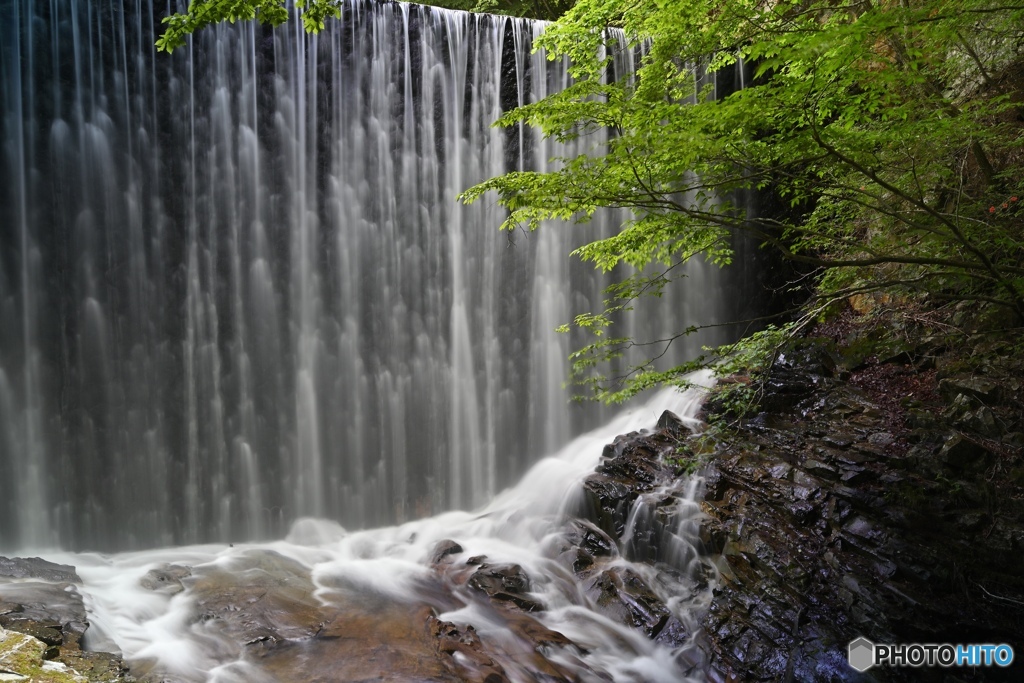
{"left": 157, "top": 0, "right": 341, "bottom": 52}
{"left": 471, "top": 0, "right": 575, "bottom": 20}
{"left": 157, "top": 0, "right": 573, "bottom": 52}
{"left": 667, "top": 433, "right": 718, "bottom": 475}
{"left": 706, "top": 323, "right": 800, "bottom": 418}
{"left": 461, "top": 0, "right": 1024, "bottom": 400}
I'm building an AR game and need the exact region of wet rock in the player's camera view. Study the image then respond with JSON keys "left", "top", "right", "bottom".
{"left": 429, "top": 540, "right": 464, "bottom": 565}
{"left": 558, "top": 547, "right": 595, "bottom": 574}
{"left": 0, "top": 581, "right": 89, "bottom": 653}
{"left": 430, "top": 611, "right": 584, "bottom": 683}
{"left": 53, "top": 650, "right": 132, "bottom": 683}
{"left": 552, "top": 518, "right": 606, "bottom": 574}
{"left": 787, "top": 501, "right": 818, "bottom": 525}
{"left": 585, "top": 566, "right": 670, "bottom": 638}
{"left": 0, "top": 558, "right": 80, "bottom": 584}
{"left": 0, "top": 627, "right": 82, "bottom": 682}
{"left": 0, "top": 560, "right": 132, "bottom": 681}
{"left": 581, "top": 475, "right": 638, "bottom": 536}
{"left": 653, "top": 614, "right": 689, "bottom": 647}
{"left": 596, "top": 436, "right": 667, "bottom": 486}
{"left": 581, "top": 428, "right": 684, "bottom": 541}
{"left": 699, "top": 518, "right": 728, "bottom": 555}
{"left": 188, "top": 549, "right": 327, "bottom": 645}
{"left": 803, "top": 459, "right": 839, "bottom": 481}
{"left": 467, "top": 564, "right": 541, "bottom": 612}
{"left": 773, "top": 338, "right": 838, "bottom": 375}
{"left": 564, "top": 519, "right": 617, "bottom": 558}
{"left": 695, "top": 342, "right": 1024, "bottom": 682}
{"left": 138, "top": 564, "right": 190, "bottom": 595}
{"left": 429, "top": 617, "right": 508, "bottom": 683}
{"left": 258, "top": 602, "right": 462, "bottom": 683}
{"left": 657, "top": 409, "right": 688, "bottom": 435}
{"left": 840, "top": 468, "right": 872, "bottom": 486}
{"left": 186, "top": 552, "right": 487, "bottom": 682}
{"left": 940, "top": 433, "right": 991, "bottom": 471}
{"left": 939, "top": 375, "right": 1000, "bottom": 403}
{"left": 11, "top": 621, "right": 62, "bottom": 647}
{"left": 867, "top": 431, "right": 894, "bottom": 446}
{"left": 822, "top": 434, "right": 853, "bottom": 449}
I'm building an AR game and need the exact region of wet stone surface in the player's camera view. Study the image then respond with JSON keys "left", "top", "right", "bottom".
{"left": 0, "top": 558, "right": 132, "bottom": 682}
{"left": 697, "top": 339, "right": 1024, "bottom": 682}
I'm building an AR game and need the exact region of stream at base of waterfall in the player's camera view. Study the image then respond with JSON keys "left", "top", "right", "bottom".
{"left": 5, "top": 378, "right": 715, "bottom": 683}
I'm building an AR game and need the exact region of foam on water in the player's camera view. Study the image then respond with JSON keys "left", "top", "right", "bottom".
{"left": 40, "top": 374, "right": 715, "bottom": 682}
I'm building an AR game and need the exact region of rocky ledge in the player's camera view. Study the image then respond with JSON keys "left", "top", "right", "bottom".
{"left": 0, "top": 557, "right": 133, "bottom": 682}
{"left": 695, "top": 337, "right": 1024, "bottom": 682}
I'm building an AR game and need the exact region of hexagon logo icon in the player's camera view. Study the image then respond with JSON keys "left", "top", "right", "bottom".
{"left": 848, "top": 637, "right": 875, "bottom": 672}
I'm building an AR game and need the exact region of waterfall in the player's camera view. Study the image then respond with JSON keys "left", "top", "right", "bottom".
{"left": 0, "top": 0, "right": 747, "bottom": 552}
{"left": 41, "top": 380, "right": 715, "bottom": 682}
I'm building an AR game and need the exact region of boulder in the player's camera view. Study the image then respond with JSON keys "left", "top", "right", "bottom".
{"left": 0, "top": 558, "right": 80, "bottom": 584}
{"left": 584, "top": 566, "right": 672, "bottom": 638}
{"left": 467, "top": 564, "right": 541, "bottom": 612}
{"left": 138, "top": 564, "right": 190, "bottom": 595}
{"left": 0, "top": 627, "right": 86, "bottom": 682}
{"left": 939, "top": 375, "right": 1000, "bottom": 403}
{"left": 429, "top": 540, "right": 463, "bottom": 565}
{"left": 939, "top": 433, "right": 991, "bottom": 471}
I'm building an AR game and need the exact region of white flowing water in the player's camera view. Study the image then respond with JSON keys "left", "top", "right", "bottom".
{"left": 38, "top": 375, "right": 715, "bottom": 682}
{"left": 0, "top": 2, "right": 765, "bottom": 678}
{"left": 0, "top": 0, "right": 756, "bottom": 552}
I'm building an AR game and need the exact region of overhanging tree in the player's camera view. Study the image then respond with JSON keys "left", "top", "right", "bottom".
{"left": 459, "top": 0, "right": 1024, "bottom": 400}
{"left": 158, "top": 0, "right": 1024, "bottom": 402}
{"left": 157, "top": 0, "right": 341, "bottom": 51}
{"left": 156, "top": 0, "right": 571, "bottom": 51}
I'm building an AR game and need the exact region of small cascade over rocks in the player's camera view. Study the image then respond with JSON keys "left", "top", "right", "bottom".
{"left": 0, "top": 377, "right": 720, "bottom": 682}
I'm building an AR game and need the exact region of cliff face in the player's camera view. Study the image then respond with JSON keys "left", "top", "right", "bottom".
{"left": 692, "top": 333, "right": 1024, "bottom": 682}
{"left": 568, "top": 315, "right": 1024, "bottom": 681}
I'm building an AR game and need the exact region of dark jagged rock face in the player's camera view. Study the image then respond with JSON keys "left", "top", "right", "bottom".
{"left": 698, "top": 339, "right": 1024, "bottom": 682}
{"left": 467, "top": 564, "right": 541, "bottom": 612}
{"left": 580, "top": 410, "right": 692, "bottom": 541}
{"left": 567, "top": 409, "right": 718, "bottom": 674}
{"left": 584, "top": 566, "right": 673, "bottom": 638}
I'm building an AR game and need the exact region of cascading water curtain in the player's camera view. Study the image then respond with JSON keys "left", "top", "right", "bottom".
{"left": 0, "top": 0, "right": 747, "bottom": 552}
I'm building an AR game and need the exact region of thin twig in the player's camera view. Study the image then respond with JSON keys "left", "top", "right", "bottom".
{"left": 975, "top": 582, "right": 1024, "bottom": 608}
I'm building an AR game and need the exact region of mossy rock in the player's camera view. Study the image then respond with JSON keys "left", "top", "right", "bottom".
{"left": 0, "top": 627, "right": 85, "bottom": 682}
